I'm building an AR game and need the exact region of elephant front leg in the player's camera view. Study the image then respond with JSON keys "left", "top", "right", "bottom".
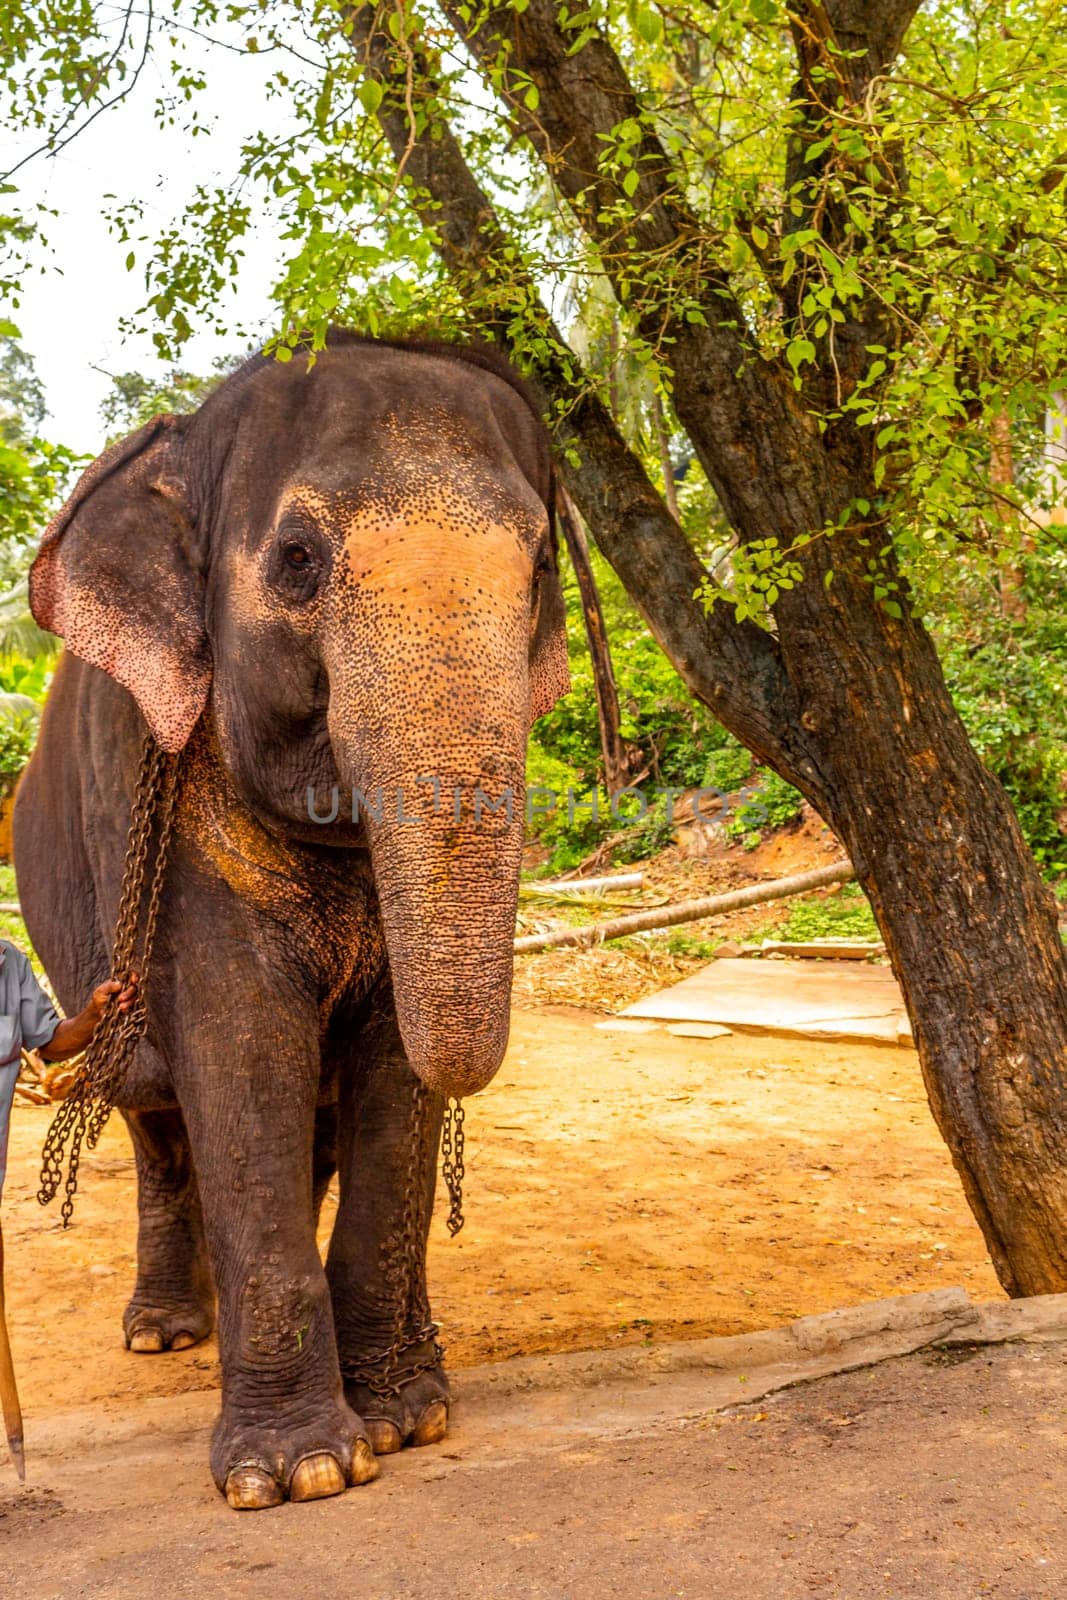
{"left": 326, "top": 1026, "right": 449, "bottom": 1456}
{"left": 175, "top": 988, "right": 379, "bottom": 1510}
{"left": 123, "top": 1107, "right": 214, "bottom": 1353}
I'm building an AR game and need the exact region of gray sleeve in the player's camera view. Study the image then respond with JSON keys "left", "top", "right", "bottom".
{"left": 0, "top": 1060, "right": 17, "bottom": 1200}
{"left": 15, "top": 950, "right": 62, "bottom": 1052}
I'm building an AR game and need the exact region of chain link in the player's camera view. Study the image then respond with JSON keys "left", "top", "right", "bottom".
{"left": 38, "top": 733, "right": 182, "bottom": 1225}
{"left": 440, "top": 1098, "right": 465, "bottom": 1237}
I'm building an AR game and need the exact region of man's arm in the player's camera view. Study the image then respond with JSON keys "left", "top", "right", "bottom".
{"left": 37, "top": 976, "right": 139, "bottom": 1061}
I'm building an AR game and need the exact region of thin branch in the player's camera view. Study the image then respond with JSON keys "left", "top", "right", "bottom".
{"left": 3, "top": 1, "right": 153, "bottom": 184}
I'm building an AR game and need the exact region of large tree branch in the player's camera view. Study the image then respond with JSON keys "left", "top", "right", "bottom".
{"left": 342, "top": 2, "right": 828, "bottom": 802}
{"left": 437, "top": 0, "right": 822, "bottom": 535}
{"left": 787, "top": 1, "right": 923, "bottom": 101}
{"left": 782, "top": 2, "right": 924, "bottom": 395}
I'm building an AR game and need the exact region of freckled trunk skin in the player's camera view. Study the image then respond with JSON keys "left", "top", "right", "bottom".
{"left": 365, "top": 813, "right": 523, "bottom": 1097}
{"left": 324, "top": 521, "right": 532, "bottom": 1101}
{"left": 757, "top": 452, "right": 1067, "bottom": 1297}
{"left": 330, "top": 722, "right": 526, "bottom": 1097}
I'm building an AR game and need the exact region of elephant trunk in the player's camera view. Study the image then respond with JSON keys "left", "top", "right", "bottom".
{"left": 329, "top": 697, "right": 528, "bottom": 1095}
{"left": 359, "top": 778, "right": 524, "bottom": 1097}
{"left": 325, "top": 505, "right": 536, "bottom": 1097}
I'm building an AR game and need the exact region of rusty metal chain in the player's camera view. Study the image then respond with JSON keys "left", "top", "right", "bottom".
{"left": 341, "top": 1086, "right": 468, "bottom": 1400}
{"left": 40, "top": 727, "right": 467, "bottom": 1405}
{"left": 38, "top": 733, "right": 182, "bottom": 1225}
{"left": 440, "top": 1098, "right": 465, "bottom": 1237}
{"left": 341, "top": 1077, "right": 440, "bottom": 1399}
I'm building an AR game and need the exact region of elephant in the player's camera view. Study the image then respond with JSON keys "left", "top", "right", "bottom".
{"left": 12, "top": 331, "right": 570, "bottom": 1510}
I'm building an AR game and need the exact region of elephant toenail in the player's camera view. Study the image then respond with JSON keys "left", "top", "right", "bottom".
{"left": 365, "top": 1418, "right": 403, "bottom": 1455}
{"left": 349, "top": 1439, "right": 381, "bottom": 1485}
{"left": 129, "top": 1328, "right": 165, "bottom": 1353}
{"left": 412, "top": 1400, "right": 449, "bottom": 1448}
{"left": 170, "top": 1331, "right": 198, "bottom": 1351}
{"left": 290, "top": 1453, "right": 347, "bottom": 1502}
{"left": 226, "top": 1465, "right": 283, "bottom": 1511}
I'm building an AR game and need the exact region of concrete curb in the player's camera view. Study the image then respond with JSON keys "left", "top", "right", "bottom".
{"left": 454, "top": 1286, "right": 1067, "bottom": 1407}
{"left": 21, "top": 1287, "right": 1067, "bottom": 1464}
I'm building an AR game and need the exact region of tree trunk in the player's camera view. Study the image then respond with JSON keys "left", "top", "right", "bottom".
{"left": 556, "top": 492, "right": 636, "bottom": 795}
{"left": 757, "top": 447, "right": 1067, "bottom": 1297}
{"left": 991, "top": 410, "right": 1027, "bottom": 622}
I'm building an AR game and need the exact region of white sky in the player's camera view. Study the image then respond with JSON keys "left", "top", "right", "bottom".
{"left": 8, "top": 37, "right": 287, "bottom": 454}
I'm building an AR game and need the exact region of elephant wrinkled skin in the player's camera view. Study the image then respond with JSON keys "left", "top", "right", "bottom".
{"left": 12, "top": 333, "right": 570, "bottom": 1509}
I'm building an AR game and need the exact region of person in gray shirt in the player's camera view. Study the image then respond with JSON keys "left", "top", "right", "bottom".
{"left": 0, "top": 942, "right": 137, "bottom": 1200}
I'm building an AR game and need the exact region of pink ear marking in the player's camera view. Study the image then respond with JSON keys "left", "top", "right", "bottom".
{"left": 29, "top": 412, "right": 209, "bottom": 754}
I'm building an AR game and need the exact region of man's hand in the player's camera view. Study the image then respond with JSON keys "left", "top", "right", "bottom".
{"left": 89, "top": 974, "right": 140, "bottom": 1017}
{"left": 39, "top": 973, "right": 141, "bottom": 1060}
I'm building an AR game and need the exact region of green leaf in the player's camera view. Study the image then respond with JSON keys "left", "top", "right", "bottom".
{"left": 621, "top": 168, "right": 640, "bottom": 198}
{"left": 359, "top": 79, "right": 383, "bottom": 115}
{"left": 636, "top": 7, "right": 663, "bottom": 43}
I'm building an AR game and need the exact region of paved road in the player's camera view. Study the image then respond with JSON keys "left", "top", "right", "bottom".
{"left": 2, "top": 1334, "right": 1063, "bottom": 1599}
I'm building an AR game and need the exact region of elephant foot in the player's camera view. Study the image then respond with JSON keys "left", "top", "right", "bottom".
{"left": 212, "top": 1396, "right": 379, "bottom": 1512}
{"left": 124, "top": 1296, "right": 214, "bottom": 1353}
{"left": 343, "top": 1339, "right": 451, "bottom": 1455}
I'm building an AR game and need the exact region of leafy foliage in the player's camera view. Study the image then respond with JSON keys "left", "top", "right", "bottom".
{"left": 762, "top": 884, "right": 882, "bottom": 944}
{"left": 99, "top": 359, "right": 239, "bottom": 439}
{"left": 725, "top": 768, "right": 805, "bottom": 850}
{"left": 0, "top": 698, "right": 38, "bottom": 776}
{"left": 2, "top": 0, "right": 1066, "bottom": 879}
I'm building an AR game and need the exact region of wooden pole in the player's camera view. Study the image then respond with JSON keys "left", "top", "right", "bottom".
{"left": 556, "top": 491, "right": 636, "bottom": 797}
{"left": 514, "top": 860, "right": 855, "bottom": 952}
{"left": 0, "top": 1222, "right": 25, "bottom": 1481}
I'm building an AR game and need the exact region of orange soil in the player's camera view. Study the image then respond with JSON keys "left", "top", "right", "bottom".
{"left": 3, "top": 1005, "right": 1001, "bottom": 1422}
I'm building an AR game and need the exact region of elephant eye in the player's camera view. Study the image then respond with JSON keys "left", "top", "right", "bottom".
{"left": 270, "top": 526, "right": 327, "bottom": 602}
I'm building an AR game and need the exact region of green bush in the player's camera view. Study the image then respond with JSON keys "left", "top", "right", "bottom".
{"left": 0, "top": 705, "right": 37, "bottom": 776}
{"left": 724, "top": 767, "right": 804, "bottom": 848}
{"left": 778, "top": 885, "right": 881, "bottom": 942}
{"left": 524, "top": 745, "right": 616, "bottom": 874}
{"left": 612, "top": 796, "right": 677, "bottom": 862}
{"left": 941, "top": 630, "right": 1067, "bottom": 875}
{"left": 702, "top": 740, "right": 753, "bottom": 793}
{"left": 0, "top": 651, "right": 54, "bottom": 701}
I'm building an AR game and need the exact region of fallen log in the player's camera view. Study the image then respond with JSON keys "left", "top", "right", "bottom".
{"left": 513, "top": 860, "right": 855, "bottom": 953}
{"left": 522, "top": 872, "right": 644, "bottom": 895}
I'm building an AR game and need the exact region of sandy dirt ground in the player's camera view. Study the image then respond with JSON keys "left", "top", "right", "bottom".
{"left": 4, "top": 1336, "right": 1063, "bottom": 1598}
{"left": 2, "top": 1004, "right": 1001, "bottom": 1420}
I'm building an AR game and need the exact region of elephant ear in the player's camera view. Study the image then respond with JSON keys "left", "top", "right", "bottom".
{"left": 30, "top": 414, "right": 210, "bottom": 753}
{"left": 529, "top": 515, "right": 571, "bottom": 724}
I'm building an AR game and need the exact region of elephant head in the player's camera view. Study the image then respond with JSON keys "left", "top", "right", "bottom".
{"left": 30, "top": 334, "right": 570, "bottom": 1096}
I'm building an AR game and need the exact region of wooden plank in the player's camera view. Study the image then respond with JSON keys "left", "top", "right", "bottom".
{"left": 757, "top": 939, "right": 886, "bottom": 960}
{"left": 623, "top": 957, "right": 912, "bottom": 1046}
